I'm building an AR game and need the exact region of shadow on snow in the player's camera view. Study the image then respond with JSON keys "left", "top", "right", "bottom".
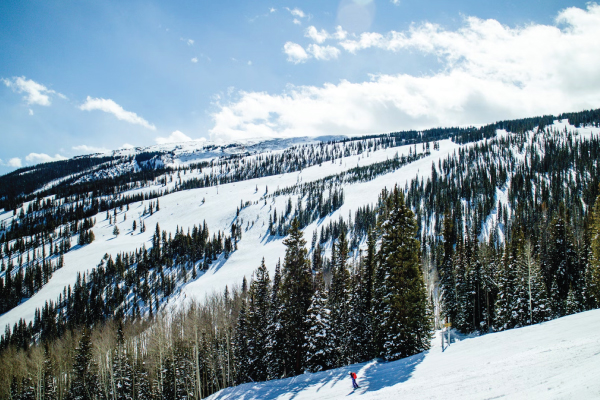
{"left": 208, "top": 352, "right": 426, "bottom": 400}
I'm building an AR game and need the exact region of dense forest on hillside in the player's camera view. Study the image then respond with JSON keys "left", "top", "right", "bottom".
{"left": 0, "top": 109, "right": 600, "bottom": 399}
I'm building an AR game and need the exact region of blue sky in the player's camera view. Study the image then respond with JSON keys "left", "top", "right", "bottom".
{"left": 0, "top": 0, "right": 597, "bottom": 173}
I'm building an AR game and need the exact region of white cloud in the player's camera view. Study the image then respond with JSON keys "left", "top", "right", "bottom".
{"left": 120, "top": 143, "right": 135, "bottom": 149}
{"left": 155, "top": 130, "right": 193, "bottom": 144}
{"left": 333, "top": 26, "right": 348, "bottom": 40}
{"left": 308, "top": 44, "right": 341, "bottom": 60}
{"left": 269, "top": 7, "right": 276, "bottom": 13}
{"left": 211, "top": 4, "right": 600, "bottom": 141}
{"left": 284, "top": 42, "right": 340, "bottom": 63}
{"left": 248, "top": 60, "right": 253, "bottom": 66}
{"left": 187, "top": 39, "right": 194, "bottom": 46}
{"left": 72, "top": 145, "right": 109, "bottom": 154}
{"left": 191, "top": 57, "right": 198, "bottom": 63}
{"left": 79, "top": 96, "right": 156, "bottom": 130}
{"left": 293, "top": 18, "right": 301, "bottom": 25}
{"left": 29, "top": 109, "right": 34, "bottom": 116}
{"left": 286, "top": 7, "right": 306, "bottom": 18}
{"left": 6, "top": 158, "right": 22, "bottom": 168}
{"left": 305, "top": 26, "right": 329, "bottom": 43}
{"left": 391, "top": 0, "right": 400, "bottom": 5}
{"left": 25, "top": 153, "right": 67, "bottom": 164}
{"left": 2, "top": 76, "right": 64, "bottom": 106}
{"left": 283, "top": 42, "right": 309, "bottom": 63}
{"left": 305, "top": 25, "right": 347, "bottom": 43}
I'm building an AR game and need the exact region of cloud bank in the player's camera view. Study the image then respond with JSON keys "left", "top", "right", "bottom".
{"left": 79, "top": 96, "right": 156, "bottom": 130}
{"left": 212, "top": 4, "right": 600, "bottom": 140}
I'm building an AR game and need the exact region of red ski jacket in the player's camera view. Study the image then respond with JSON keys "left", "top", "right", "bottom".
{"left": 350, "top": 372, "right": 357, "bottom": 380}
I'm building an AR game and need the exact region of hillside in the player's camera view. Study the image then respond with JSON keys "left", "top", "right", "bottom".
{"left": 208, "top": 309, "right": 600, "bottom": 400}
{"left": 0, "top": 110, "right": 600, "bottom": 399}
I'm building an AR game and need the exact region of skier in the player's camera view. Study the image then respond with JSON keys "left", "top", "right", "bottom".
{"left": 349, "top": 371, "right": 359, "bottom": 389}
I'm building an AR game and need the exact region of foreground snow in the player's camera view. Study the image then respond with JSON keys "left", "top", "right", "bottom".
{"left": 208, "top": 309, "right": 600, "bottom": 400}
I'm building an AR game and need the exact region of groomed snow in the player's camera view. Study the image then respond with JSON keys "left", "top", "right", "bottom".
{"left": 207, "top": 309, "right": 600, "bottom": 400}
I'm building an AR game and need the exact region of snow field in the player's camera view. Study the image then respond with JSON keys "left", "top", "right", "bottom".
{"left": 207, "top": 309, "right": 600, "bottom": 400}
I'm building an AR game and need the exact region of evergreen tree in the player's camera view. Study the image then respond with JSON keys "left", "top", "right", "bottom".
{"left": 376, "top": 186, "right": 432, "bottom": 360}
{"left": 347, "top": 261, "right": 373, "bottom": 363}
{"left": 233, "top": 300, "right": 250, "bottom": 384}
{"left": 247, "top": 258, "right": 271, "bottom": 382}
{"left": 265, "top": 260, "right": 285, "bottom": 380}
{"left": 304, "top": 271, "right": 333, "bottom": 372}
{"left": 588, "top": 186, "right": 600, "bottom": 306}
{"left": 328, "top": 231, "right": 351, "bottom": 367}
{"left": 439, "top": 211, "right": 457, "bottom": 325}
{"left": 43, "top": 345, "right": 58, "bottom": 400}
{"left": 67, "top": 329, "right": 99, "bottom": 400}
{"left": 279, "top": 218, "right": 313, "bottom": 376}
{"left": 547, "top": 204, "right": 577, "bottom": 310}
{"left": 495, "top": 245, "right": 517, "bottom": 331}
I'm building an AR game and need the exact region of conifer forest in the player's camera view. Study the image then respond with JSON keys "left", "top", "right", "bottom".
{"left": 1, "top": 109, "right": 600, "bottom": 399}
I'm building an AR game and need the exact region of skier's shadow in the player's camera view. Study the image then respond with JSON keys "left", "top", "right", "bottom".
{"left": 207, "top": 353, "right": 426, "bottom": 399}
{"left": 356, "top": 352, "right": 426, "bottom": 393}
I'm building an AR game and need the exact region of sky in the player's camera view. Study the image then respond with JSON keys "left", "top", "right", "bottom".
{"left": 0, "top": 0, "right": 598, "bottom": 173}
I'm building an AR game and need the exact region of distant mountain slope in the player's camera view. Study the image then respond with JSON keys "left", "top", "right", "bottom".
{"left": 207, "top": 309, "right": 600, "bottom": 400}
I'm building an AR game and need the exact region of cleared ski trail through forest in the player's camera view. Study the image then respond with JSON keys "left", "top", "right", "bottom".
{"left": 207, "top": 309, "right": 600, "bottom": 400}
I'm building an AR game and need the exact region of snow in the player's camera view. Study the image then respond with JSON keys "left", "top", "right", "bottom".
{"left": 1, "top": 120, "right": 598, "bottom": 331}
{"left": 207, "top": 309, "right": 600, "bottom": 400}
{"left": 1, "top": 139, "right": 459, "bottom": 329}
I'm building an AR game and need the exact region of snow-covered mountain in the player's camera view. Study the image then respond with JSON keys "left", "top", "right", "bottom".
{"left": 0, "top": 117, "right": 599, "bottom": 331}
{"left": 1, "top": 110, "right": 600, "bottom": 399}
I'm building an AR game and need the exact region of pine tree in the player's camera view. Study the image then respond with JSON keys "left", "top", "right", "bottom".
{"left": 279, "top": 218, "right": 313, "bottom": 376}
{"left": 587, "top": 186, "right": 600, "bottom": 306}
{"left": 377, "top": 186, "right": 432, "bottom": 361}
{"left": 67, "top": 329, "right": 99, "bottom": 400}
{"left": 439, "top": 211, "right": 457, "bottom": 325}
{"left": 347, "top": 261, "right": 373, "bottom": 363}
{"left": 548, "top": 204, "right": 577, "bottom": 310}
{"left": 304, "top": 271, "right": 333, "bottom": 372}
{"left": 328, "top": 230, "right": 351, "bottom": 367}
{"left": 247, "top": 258, "right": 271, "bottom": 382}
{"left": 43, "top": 345, "right": 58, "bottom": 400}
{"left": 233, "top": 300, "right": 250, "bottom": 384}
{"left": 113, "top": 225, "right": 120, "bottom": 237}
{"left": 266, "top": 260, "right": 285, "bottom": 380}
{"left": 495, "top": 245, "right": 517, "bottom": 331}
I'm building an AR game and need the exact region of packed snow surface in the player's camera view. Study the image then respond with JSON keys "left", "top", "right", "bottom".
{"left": 207, "top": 309, "right": 600, "bottom": 400}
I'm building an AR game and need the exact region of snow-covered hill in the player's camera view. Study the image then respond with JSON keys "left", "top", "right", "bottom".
{"left": 207, "top": 309, "right": 600, "bottom": 400}
{"left": 0, "top": 118, "right": 599, "bottom": 334}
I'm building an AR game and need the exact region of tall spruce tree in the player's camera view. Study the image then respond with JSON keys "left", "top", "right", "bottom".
{"left": 233, "top": 300, "right": 250, "bottom": 384}
{"left": 247, "top": 258, "right": 271, "bottom": 382}
{"left": 67, "top": 329, "right": 99, "bottom": 400}
{"left": 304, "top": 271, "right": 333, "bottom": 372}
{"left": 328, "top": 230, "right": 351, "bottom": 367}
{"left": 376, "top": 186, "right": 432, "bottom": 361}
{"left": 279, "top": 218, "right": 313, "bottom": 376}
{"left": 347, "top": 261, "right": 373, "bottom": 363}
{"left": 588, "top": 186, "right": 600, "bottom": 306}
{"left": 439, "top": 211, "right": 457, "bottom": 325}
{"left": 266, "top": 260, "right": 285, "bottom": 380}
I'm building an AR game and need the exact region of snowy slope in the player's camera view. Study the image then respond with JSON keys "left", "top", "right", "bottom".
{"left": 1, "top": 120, "right": 598, "bottom": 331}
{"left": 207, "top": 309, "right": 600, "bottom": 400}
{"left": 0, "top": 139, "right": 459, "bottom": 329}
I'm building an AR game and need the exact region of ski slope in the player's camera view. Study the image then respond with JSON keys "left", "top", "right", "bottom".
{"left": 0, "top": 139, "right": 460, "bottom": 330}
{"left": 207, "top": 309, "right": 600, "bottom": 400}
{"left": 1, "top": 120, "right": 598, "bottom": 331}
